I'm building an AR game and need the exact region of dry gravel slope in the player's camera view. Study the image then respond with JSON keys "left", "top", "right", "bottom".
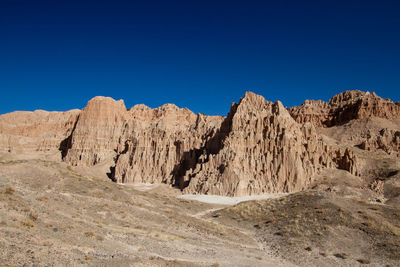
{"left": 0, "top": 153, "right": 292, "bottom": 267}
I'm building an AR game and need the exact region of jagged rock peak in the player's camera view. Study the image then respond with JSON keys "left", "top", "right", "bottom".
{"left": 154, "top": 104, "right": 195, "bottom": 119}
{"left": 62, "top": 96, "right": 130, "bottom": 166}
{"left": 129, "top": 104, "right": 154, "bottom": 120}
{"left": 130, "top": 103, "right": 151, "bottom": 111}
{"left": 156, "top": 103, "right": 180, "bottom": 111}
{"left": 85, "top": 96, "right": 127, "bottom": 111}
{"left": 289, "top": 90, "right": 400, "bottom": 127}
{"left": 174, "top": 91, "right": 347, "bottom": 196}
{"left": 329, "top": 90, "right": 369, "bottom": 104}
{"left": 242, "top": 91, "right": 266, "bottom": 103}
{"left": 129, "top": 102, "right": 196, "bottom": 121}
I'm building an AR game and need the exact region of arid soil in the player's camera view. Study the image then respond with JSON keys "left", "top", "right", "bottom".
{"left": 0, "top": 152, "right": 292, "bottom": 267}
{"left": 210, "top": 191, "right": 400, "bottom": 267}
{"left": 1, "top": 150, "right": 399, "bottom": 266}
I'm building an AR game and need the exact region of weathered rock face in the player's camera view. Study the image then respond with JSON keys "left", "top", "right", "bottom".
{"left": 0, "top": 109, "right": 79, "bottom": 153}
{"left": 1, "top": 90, "right": 395, "bottom": 196}
{"left": 289, "top": 90, "right": 400, "bottom": 127}
{"left": 287, "top": 100, "right": 330, "bottom": 127}
{"left": 359, "top": 128, "right": 400, "bottom": 156}
{"left": 332, "top": 148, "right": 361, "bottom": 176}
{"left": 181, "top": 92, "right": 335, "bottom": 196}
{"left": 111, "top": 104, "right": 223, "bottom": 184}
{"left": 62, "top": 96, "right": 129, "bottom": 166}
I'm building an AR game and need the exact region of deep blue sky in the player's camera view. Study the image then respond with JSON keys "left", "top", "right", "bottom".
{"left": 1, "top": 0, "right": 399, "bottom": 115}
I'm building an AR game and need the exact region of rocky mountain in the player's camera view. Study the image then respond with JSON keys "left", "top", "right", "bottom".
{"left": 0, "top": 90, "right": 398, "bottom": 196}
{"left": 0, "top": 109, "right": 79, "bottom": 153}
{"left": 288, "top": 90, "right": 400, "bottom": 127}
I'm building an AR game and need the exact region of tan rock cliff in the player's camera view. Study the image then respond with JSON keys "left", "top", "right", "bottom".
{"left": 181, "top": 92, "right": 334, "bottom": 196}
{"left": 289, "top": 90, "right": 400, "bottom": 127}
{"left": 1, "top": 90, "right": 396, "bottom": 196}
{"left": 0, "top": 109, "right": 79, "bottom": 153}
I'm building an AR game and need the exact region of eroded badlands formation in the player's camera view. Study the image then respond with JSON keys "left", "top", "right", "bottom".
{"left": 1, "top": 90, "right": 399, "bottom": 196}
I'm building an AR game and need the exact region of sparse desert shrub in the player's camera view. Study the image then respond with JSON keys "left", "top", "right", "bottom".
{"left": 21, "top": 220, "right": 35, "bottom": 228}
{"left": 29, "top": 211, "right": 38, "bottom": 221}
{"left": 333, "top": 253, "right": 348, "bottom": 259}
{"left": 5, "top": 186, "right": 14, "bottom": 194}
{"left": 84, "top": 231, "right": 94, "bottom": 238}
{"left": 357, "top": 258, "right": 371, "bottom": 264}
{"left": 42, "top": 241, "right": 52, "bottom": 246}
{"left": 134, "top": 225, "right": 144, "bottom": 230}
{"left": 353, "top": 198, "right": 368, "bottom": 204}
{"left": 36, "top": 196, "right": 48, "bottom": 201}
{"left": 166, "top": 209, "right": 174, "bottom": 214}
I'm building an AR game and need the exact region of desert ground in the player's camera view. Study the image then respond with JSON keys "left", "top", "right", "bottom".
{"left": 1, "top": 151, "right": 399, "bottom": 267}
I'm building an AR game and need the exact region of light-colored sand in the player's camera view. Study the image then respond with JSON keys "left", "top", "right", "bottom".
{"left": 119, "top": 183, "right": 160, "bottom": 191}
{"left": 178, "top": 193, "right": 288, "bottom": 205}
{"left": 119, "top": 182, "right": 288, "bottom": 204}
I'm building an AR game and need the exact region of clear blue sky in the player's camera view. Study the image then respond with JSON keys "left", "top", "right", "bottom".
{"left": 1, "top": 0, "right": 399, "bottom": 115}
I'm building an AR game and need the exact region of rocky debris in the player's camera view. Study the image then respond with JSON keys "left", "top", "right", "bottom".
{"left": 0, "top": 109, "right": 79, "bottom": 153}
{"left": 289, "top": 90, "right": 400, "bottom": 127}
{"left": 331, "top": 148, "right": 361, "bottom": 176}
{"left": 359, "top": 128, "right": 400, "bottom": 156}
{"left": 213, "top": 191, "right": 400, "bottom": 266}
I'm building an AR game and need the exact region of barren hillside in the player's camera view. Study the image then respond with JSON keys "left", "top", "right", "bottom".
{"left": 0, "top": 90, "right": 399, "bottom": 266}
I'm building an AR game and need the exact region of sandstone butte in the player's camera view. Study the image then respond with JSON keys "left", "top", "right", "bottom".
{"left": 0, "top": 90, "right": 399, "bottom": 196}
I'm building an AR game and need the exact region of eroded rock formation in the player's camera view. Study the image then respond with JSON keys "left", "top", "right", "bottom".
{"left": 0, "top": 109, "right": 79, "bottom": 153}
{"left": 0, "top": 90, "right": 396, "bottom": 196}
{"left": 63, "top": 96, "right": 130, "bottom": 166}
{"left": 181, "top": 92, "right": 333, "bottom": 196}
{"left": 289, "top": 90, "right": 400, "bottom": 127}
{"left": 112, "top": 104, "right": 223, "bottom": 184}
{"left": 359, "top": 128, "right": 400, "bottom": 155}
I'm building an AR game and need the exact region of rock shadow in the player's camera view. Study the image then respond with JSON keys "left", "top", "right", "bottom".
{"left": 171, "top": 103, "right": 239, "bottom": 189}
